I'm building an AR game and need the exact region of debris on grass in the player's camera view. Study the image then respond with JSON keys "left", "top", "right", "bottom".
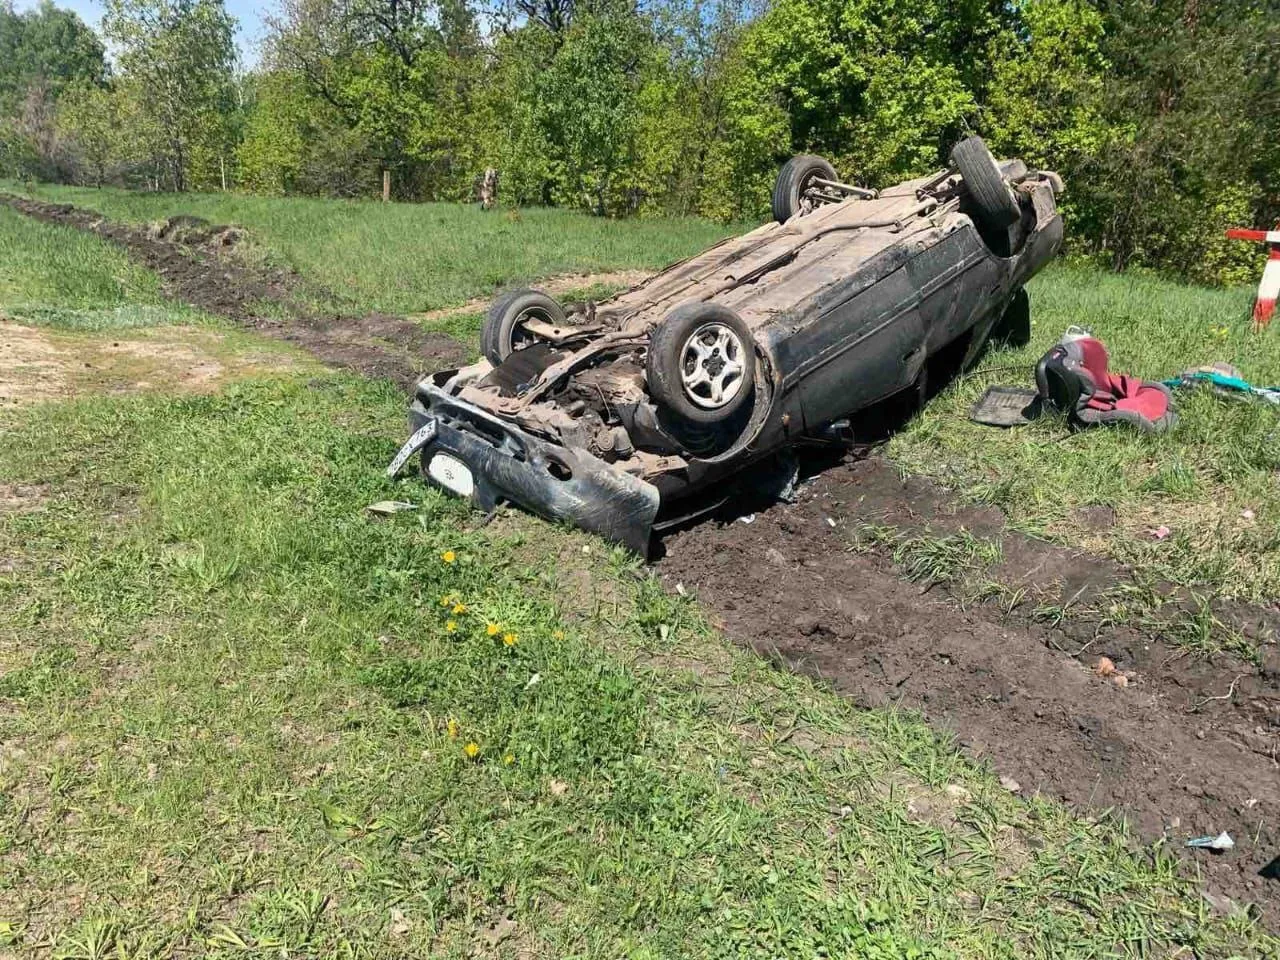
{"left": 366, "top": 499, "right": 417, "bottom": 516}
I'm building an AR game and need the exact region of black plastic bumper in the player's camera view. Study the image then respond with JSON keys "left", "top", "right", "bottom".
{"left": 390, "top": 383, "right": 660, "bottom": 555}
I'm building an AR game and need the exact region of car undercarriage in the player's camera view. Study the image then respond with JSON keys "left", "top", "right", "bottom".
{"left": 389, "top": 137, "right": 1064, "bottom": 552}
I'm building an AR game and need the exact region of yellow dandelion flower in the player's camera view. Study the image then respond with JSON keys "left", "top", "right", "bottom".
{"left": 463, "top": 741, "right": 480, "bottom": 759}
{"left": 452, "top": 603, "right": 468, "bottom": 615}
{"left": 486, "top": 622, "right": 500, "bottom": 637}
{"left": 503, "top": 753, "right": 515, "bottom": 765}
{"left": 446, "top": 718, "right": 460, "bottom": 739}
{"left": 439, "top": 594, "right": 452, "bottom": 607}
{"left": 552, "top": 629, "right": 565, "bottom": 641}
{"left": 445, "top": 620, "right": 457, "bottom": 633}
{"left": 502, "top": 632, "right": 517, "bottom": 647}
{"left": 441, "top": 550, "right": 456, "bottom": 564}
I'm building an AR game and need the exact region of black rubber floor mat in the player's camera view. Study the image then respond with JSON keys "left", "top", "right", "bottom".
{"left": 969, "top": 385, "right": 1042, "bottom": 427}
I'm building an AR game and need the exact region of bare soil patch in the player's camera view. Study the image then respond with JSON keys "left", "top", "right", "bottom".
{"left": 0, "top": 321, "right": 67, "bottom": 407}
{"left": 0, "top": 318, "right": 296, "bottom": 404}
{"left": 656, "top": 454, "right": 1280, "bottom": 922}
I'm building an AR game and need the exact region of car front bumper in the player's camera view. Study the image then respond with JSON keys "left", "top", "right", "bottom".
{"left": 388, "top": 381, "right": 660, "bottom": 555}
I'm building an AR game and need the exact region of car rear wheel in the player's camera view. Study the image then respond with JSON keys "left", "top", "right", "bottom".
{"left": 950, "top": 136, "right": 1021, "bottom": 232}
{"left": 772, "top": 154, "right": 839, "bottom": 223}
{"left": 481, "top": 289, "right": 566, "bottom": 366}
{"left": 647, "top": 303, "right": 756, "bottom": 428}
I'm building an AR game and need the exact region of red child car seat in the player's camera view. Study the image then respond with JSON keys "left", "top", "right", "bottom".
{"left": 1035, "top": 335, "right": 1176, "bottom": 433}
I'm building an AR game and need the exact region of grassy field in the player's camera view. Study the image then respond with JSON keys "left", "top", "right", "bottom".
{"left": 892, "top": 267, "right": 1277, "bottom": 603}
{"left": 2, "top": 189, "right": 1276, "bottom": 957}
{"left": 0, "top": 205, "right": 208, "bottom": 331}
{"left": 7, "top": 181, "right": 1278, "bottom": 607}
{"left": 0, "top": 182, "right": 735, "bottom": 315}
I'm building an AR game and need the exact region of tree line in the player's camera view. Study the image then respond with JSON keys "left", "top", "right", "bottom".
{"left": 1, "top": 0, "right": 1277, "bottom": 285}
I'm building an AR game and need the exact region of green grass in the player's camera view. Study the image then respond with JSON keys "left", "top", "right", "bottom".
{"left": 891, "top": 265, "right": 1280, "bottom": 602}
{"left": 2, "top": 182, "right": 735, "bottom": 315}
{"left": 0, "top": 205, "right": 208, "bottom": 330}
{"left": 1, "top": 373, "right": 1274, "bottom": 958}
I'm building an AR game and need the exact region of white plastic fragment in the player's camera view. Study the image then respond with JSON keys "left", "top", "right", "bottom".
{"left": 366, "top": 500, "right": 417, "bottom": 516}
{"left": 1186, "top": 831, "right": 1234, "bottom": 851}
{"left": 738, "top": 514, "right": 756, "bottom": 524}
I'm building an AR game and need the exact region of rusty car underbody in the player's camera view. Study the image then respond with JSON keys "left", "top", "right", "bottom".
{"left": 389, "top": 140, "right": 1064, "bottom": 552}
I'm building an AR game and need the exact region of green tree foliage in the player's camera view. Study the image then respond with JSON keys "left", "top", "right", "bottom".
{"left": 0, "top": 1, "right": 106, "bottom": 179}
{"left": 57, "top": 82, "right": 123, "bottom": 186}
{"left": 702, "top": 0, "right": 1012, "bottom": 219}
{"left": 102, "top": 0, "right": 238, "bottom": 192}
{"left": 1070, "top": 0, "right": 1279, "bottom": 284}
{"left": 8, "top": 0, "right": 1280, "bottom": 284}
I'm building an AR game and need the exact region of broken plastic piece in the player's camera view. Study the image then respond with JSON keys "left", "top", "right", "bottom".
{"left": 1186, "top": 831, "right": 1234, "bottom": 851}
{"left": 366, "top": 500, "right": 417, "bottom": 516}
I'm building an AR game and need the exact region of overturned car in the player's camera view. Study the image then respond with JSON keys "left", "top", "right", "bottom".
{"left": 389, "top": 137, "right": 1064, "bottom": 553}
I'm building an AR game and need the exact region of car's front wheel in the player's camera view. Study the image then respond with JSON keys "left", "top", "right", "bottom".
{"left": 481, "top": 288, "right": 566, "bottom": 366}
{"left": 646, "top": 303, "right": 756, "bottom": 431}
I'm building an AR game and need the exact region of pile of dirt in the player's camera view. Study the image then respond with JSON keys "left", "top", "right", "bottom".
{"left": 0, "top": 194, "right": 467, "bottom": 387}
{"left": 656, "top": 453, "right": 1280, "bottom": 923}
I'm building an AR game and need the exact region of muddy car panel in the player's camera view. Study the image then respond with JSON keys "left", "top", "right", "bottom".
{"left": 405, "top": 385, "right": 659, "bottom": 554}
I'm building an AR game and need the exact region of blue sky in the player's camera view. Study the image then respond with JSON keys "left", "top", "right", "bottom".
{"left": 14, "top": 0, "right": 272, "bottom": 66}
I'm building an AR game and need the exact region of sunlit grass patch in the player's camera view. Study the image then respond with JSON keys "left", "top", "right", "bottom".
{"left": 891, "top": 265, "right": 1280, "bottom": 601}
{"left": 0, "top": 205, "right": 208, "bottom": 329}
{"left": 0, "top": 374, "right": 1273, "bottom": 957}
{"left": 3, "top": 182, "right": 735, "bottom": 315}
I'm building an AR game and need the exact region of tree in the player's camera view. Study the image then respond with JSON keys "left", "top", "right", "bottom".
{"left": 0, "top": 1, "right": 106, "bottom": 112}
{"left": 0, "top": 1, "right": 106, "bottom": 179}
{"left": 102, "top": 0, "right": 237, "bottom": 191}
{"left": 266, "top": 0, "right": 489, "bottom": 199}
{"left": 57, "top": 81, "right": 122, "bottom": 185}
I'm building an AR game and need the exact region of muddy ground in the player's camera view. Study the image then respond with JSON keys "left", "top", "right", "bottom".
{"left": 656, "top": 456, "right": 1280, "bottom": 921}
{"left": 5, "top": 192, "right": 1277, "bottom": 923}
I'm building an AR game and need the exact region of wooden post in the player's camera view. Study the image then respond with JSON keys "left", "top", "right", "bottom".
{"left": 220, "top": 156, "right": 227, "bottom": 192}
{"left": 382, "top": 169, "right": 391, "bottom": 202}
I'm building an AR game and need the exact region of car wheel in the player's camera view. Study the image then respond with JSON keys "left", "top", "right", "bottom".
{"left": 481, "top": 289, "right": 566, "bottom": 366}
{"left": 950, "top": 136, "right": 1020, "bottom": 232}
{"left": 647, "top": 303, "right": 756, "bottom": 427}
{"left": 772, "top": 154, "right": 838, "bottom": 223}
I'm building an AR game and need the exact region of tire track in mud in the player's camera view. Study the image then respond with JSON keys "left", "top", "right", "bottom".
{"left": 0, "top": 194, "right": 468, "bottom": 388}
{"left": 9, "top": 192, "right": 1279, "bottom": 923}
{"left": 656, "top": 456, "right": 1280, "bottom": 923}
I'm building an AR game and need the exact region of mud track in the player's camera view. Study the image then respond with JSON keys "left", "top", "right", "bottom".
{"left": 0, "top": 194, "right": 467, "bottom": 387}
{"left": 6, "top": 192, "right": 1278, "bottom": 923}
{"left": 657, "top": 456, "right": 1280, "bottom": 922}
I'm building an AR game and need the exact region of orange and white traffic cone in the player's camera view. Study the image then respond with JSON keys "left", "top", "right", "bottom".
{"left": 1226, "top": 225, "right": 1280, "bottom": 330}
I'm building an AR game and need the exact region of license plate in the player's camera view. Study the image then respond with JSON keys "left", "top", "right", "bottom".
{"left": 427, "top": 452, "right": 475, "bottom": 498}
{"left": 385, "top": 419, "right": 438, "bottom": 477}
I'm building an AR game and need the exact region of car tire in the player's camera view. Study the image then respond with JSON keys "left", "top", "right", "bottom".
{"left": 772, "top": 154, "right": 838, "bottom": 224}
{"left": 647, "top": 303, "right": 756, "bottom": 429}
{"left": 991, "top": 288, "right": 1031, "bottom": 348}
{"left": 481, "top": 288, "right": 566, "bottom": 366}
{"left": 950, "top": 136, "right": 1020, "bottom": 231}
